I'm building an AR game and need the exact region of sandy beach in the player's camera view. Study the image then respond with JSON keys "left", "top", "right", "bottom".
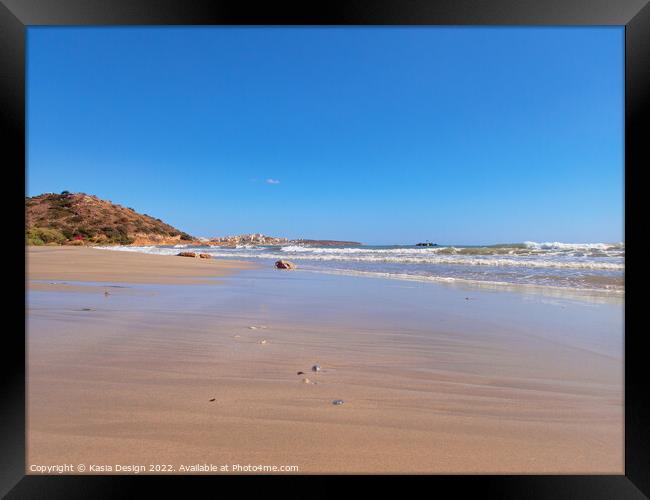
{"left": 26, "top": 247, "right": 623, "bottom": 474}
{"left": 27, "top": 246, "right": 256, "bottom": 285}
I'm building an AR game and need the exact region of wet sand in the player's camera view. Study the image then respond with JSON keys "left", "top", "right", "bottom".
{"left": 26, "top": 248, "right": 623, "bottom": 474}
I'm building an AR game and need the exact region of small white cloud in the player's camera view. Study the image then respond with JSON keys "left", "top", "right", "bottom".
{"left": 266, "top": 179, "right": 280, "bottom": 185}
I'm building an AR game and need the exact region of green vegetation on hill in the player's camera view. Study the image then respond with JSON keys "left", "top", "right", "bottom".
{"left": 26, "top": 227, "right": 67, "bottom": 246}
{"left": 25, "top": 191, "right": 193, "bottom": 245}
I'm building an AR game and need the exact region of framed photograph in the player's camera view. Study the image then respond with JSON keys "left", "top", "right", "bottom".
{"left": 4, "top": 0, "right": 648, "bottom": 497}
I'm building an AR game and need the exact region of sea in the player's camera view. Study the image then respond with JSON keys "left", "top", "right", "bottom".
{"left": 97, "top": 241, "right": 624, "bottom": 296}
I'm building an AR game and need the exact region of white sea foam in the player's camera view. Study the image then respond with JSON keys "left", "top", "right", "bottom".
{"left": 95, "top": 245, "right": 179, "bottom": 255}
{"left": 523, "top": 241, "right": 623, "bottom": 251}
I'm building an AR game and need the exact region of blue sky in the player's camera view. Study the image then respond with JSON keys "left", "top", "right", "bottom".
{"left": 27, "top": 27, "right": 623, "bottom": 245}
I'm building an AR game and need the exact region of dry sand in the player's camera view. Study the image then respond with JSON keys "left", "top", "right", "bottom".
{"left": 27, "top": 246, "right": 255, "bottom": 285}
{"left": 26, "top": 247, "right": 623, "bottom": 474}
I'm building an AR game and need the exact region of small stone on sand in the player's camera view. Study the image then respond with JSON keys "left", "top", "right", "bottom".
{"left": 332, "top": 400, "right": 344, "bottom": 406}
{"left": 259, "top": 339, "right": 267, "bottom": 344}
{"left": 209, "top": 398, "right": 216, "bottom": 402}
{"left": 302, "top": 378, "right": 312, "bottom": 384}
{"left": 297, "top": 371, "right": 304, "bottom": 375}
{"left": 312, "top": 364, "right": 321, "bottom": 372}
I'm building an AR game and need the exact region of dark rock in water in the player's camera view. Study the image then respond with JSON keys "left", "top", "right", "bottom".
{"left": 332, "top": 400, "right": 344, "bottom": 406}
{"left": 81, "top": 308, "right": 93, "bottom": 311}
{"left": 297, "top": 371, "right": 305, "bottom": 375}
{"left": 199, "top": 253, "right": 212, "bottom": 259}
{"left": 311, "top": 364, "right": 321, "bottom": 372}
{"left": 416, "top": 242, "right": 437, "bottom": 247}
{"left": 177, "top": 252, "right": 197, "bottom": 258}
{"left": 275, "top": 260, "right": 296, "bottom": 270}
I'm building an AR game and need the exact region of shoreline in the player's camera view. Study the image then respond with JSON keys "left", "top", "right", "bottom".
{"left": 89, "top": 242, "right": 624, "bottom": 299}
{"left": 26, "top": 246, "right": 623, "bottom": 473}
{"left": 89, "top": 244, "right": 624, "bottom": 303}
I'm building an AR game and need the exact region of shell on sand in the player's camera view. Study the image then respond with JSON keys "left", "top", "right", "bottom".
{"left": 311, "top": 364, "right": 321, "bottom": 372}
{"left": 302, "top": 378, "right": 312, "bottom": 384}
{"left": 259, "top": 339, "right": 268, "bottom": 344}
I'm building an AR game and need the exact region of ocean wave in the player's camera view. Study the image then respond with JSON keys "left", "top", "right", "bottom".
{"left": 279, "top": 243, "right": 623, "bottom": 258}
{"left": 523, "top": 241, "right": 624, "bottom": 251}
{"left": 94, "top": 243, "right": 624, "bottom": 293}
{"left": 96, "top": 241, "right": 625, "bottom": 271}
{"left": 190, "top": 250, "right": 622, "bottom": 270}
{"left": 94, "top": 245, "right": 183, "bottom": 256}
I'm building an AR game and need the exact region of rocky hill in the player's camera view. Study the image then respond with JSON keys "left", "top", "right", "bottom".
{"left": 26, "top": 192, "right": 193, "bottom": 246}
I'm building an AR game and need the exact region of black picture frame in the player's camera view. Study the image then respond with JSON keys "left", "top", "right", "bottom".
{"left": 4, "top": 1, "right": 648, "bottom": 498}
